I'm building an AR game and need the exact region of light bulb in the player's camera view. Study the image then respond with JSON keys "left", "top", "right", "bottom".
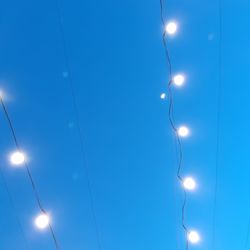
{"left": 177, "top": 126, "right": 190, "bottom": 137}
{"left": 173, "top": 74, "right": 185, "bottom": 87}
{"left": 160, "top": 93, "right": 166, "bottom": 99}
{"left": 35, "top": 213, "right": 50, "bottom": 230}
{"left": 165, "top": 22, "right": 178, "bottom": 35}
{"left": 188, "top": 230, "right": 200, "bottom": 244}
{"left": 183, "top": 177, "right": 196, "bottom": 191}
{"left": 10, "top": 151, "right": 25, "bottom": 166}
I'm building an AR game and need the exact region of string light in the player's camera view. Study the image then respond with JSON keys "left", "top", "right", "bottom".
{"left": 188, "top": 230, "right": 201, "bottom": 244}
{"left": 0, "top": 96, "right": 60, "bottom": 249}
{"left": 9, "top": 151, "right": 25, "bottom": 166}
{"left": 183, "top": 177, "right": 196, "bottom": 191}
{"left": 165, "top": 21, "right": 178, "bottom": 35}
{"left": 35, "top": 213, "right": 50, "bottom": 230}
{"left": 160, "top": 93, "right": 166, "bottom": 99}
{"left": 177, "top": 126, "right": 190, "bottom": 137}
{"left": 173, "top": 74, "right": 185, "bottom": 87}
{"left": 160, "top": 1, "right": 203, "bottom": 248}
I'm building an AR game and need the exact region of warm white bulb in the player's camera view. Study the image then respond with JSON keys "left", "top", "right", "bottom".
{"left": 165, "top": 22, "right": 178, "bottom": 35}
{"left": 177, "top": 126, "right": 189, "bottom": 137}
{"left": 10, "top": 151, "right": 25, "bottom": 166}
{"left": 183, "top": 177, "right": 196, "bottom": 191}
{"left": 173, "top": 74, "right": 185, "bottom": 87}
{"left": 188, "top": 230, "right": 200, "bottom": 244}
{"left": 35, "top": 213, "right": 50, "bottom": 230}
{"left": 160, "top": 93, "right": 166, "bottom": 99}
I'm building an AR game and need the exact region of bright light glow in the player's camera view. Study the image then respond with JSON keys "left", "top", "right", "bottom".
{"left": 35, "top": 213, "right": 50, "bottom": 230}
{"left": 183, "top": 177, "right": 196, "bottom": 191}
{"left": 165, "top": 22, "right": 178, "bottom": 35}
{"left": 173, "top": 74, "right": 185, "bottom": 87}
{"left": 160, "top": 93, "right": 166, "bottom": 99}
{"left": 188, "top": 230, "right": 200, "bottom": 244}
{"left": 177, "top": 126, "right": 190, "bottom": 137}
{"left": 10, "top": 151, "right": 25, "bottom": 166}
{"left": 0, "top": 90, "right": 3, "bottom": 99}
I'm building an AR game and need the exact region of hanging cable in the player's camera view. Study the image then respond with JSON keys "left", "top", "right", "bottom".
{"left": 212, "top": 0, "right": 223, "bottom": 248}
{"left": 54, "top": 1, "right": 103, "bottom": 250}
{"left": 159, "top": 1, "right": 189, "bottom": 249}
{"left": 0, "top": 166, "right": 30, "bottom": 250}
{"left": 244, "top": 219, "right": 250, "bottom": 250}
{"left": 0, "top": 96, "right": 60, "bottom": 250}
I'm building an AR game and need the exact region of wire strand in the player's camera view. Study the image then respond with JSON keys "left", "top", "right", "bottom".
{"left": 212, "top": 0, "right": 223, "bottom": 248}
{"left": 54, "top": 1, "right": 103, "bottom": 250}
{"left": 0, "top": 97, "right": 60, "bottom": 250}
{"left": 159, "top": 1, "right": 189, "bottom": 249}
{"left": 0, "top": 166, "right": 30, "bottom": 250}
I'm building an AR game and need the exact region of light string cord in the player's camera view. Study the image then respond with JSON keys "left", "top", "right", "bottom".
{"left": 0, "top": 166, "right": 30, "bottom": 250}
{"left": 160, "top": 1, "right": 189, "bottom": 249}
{"left": 54, "top": 1, "right": 103, "bottom": 250}
{"left": 0, "top": 97, "right": 60, "bottom": 250}
{"left": 212, "top": 0, "right": 222, "bottom": 248}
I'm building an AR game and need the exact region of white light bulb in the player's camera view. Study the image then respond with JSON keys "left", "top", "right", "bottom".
{"left": 173, "top": 74, "right": 185, "bottom": 87}
{"left": 177, "top": 126, "right": 190, "bottom": 137}
{"left": 10, "top": 151, "right": 25, "bottom": 166}
{"left": 188, "top": 230, "right": 200, "bottom": 244}
{"left": 160, "top": 93, "right": 166, "bottom": 99}
{"left": 183, "top": 177, "right": 196, "bottom": 191}
{"left": 35, "top": 213, "right": 50, "bottom": 230}
{"left": 165, "top": 22, "right": 178, "bottom": 35}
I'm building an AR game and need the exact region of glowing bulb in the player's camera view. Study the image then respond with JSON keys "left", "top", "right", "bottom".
{"left": 10, "top": 151, "right": 25, "bottom": 166}
{"left": 173, "top": 74, "right": 185, "bottom": 87}
{"left": 183, "top": 177, "right": 196, "bottom": 191}
{"left": 160, "top": 93, "right": 166, "bottom": 99}
{"left": 35, "top": 213, "right": 50, "bottom": 230}
{"left": 188, "top": 230, "right": 200, "bottom": 244}
{"left": 165, "top": 22, "right": 178, "bottom": 35}
{"left": 177, "top": 126, "right": 189, "bottom": 137}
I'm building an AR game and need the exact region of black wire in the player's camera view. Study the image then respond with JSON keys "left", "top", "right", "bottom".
{"left": 212, "top": 0, "right": 223, "bottom": 248}
{"left": 160, "top": 1, "right": 189, "bottom": 249}
{"left": 0, "top": 166, "right": 30, "bottom": 250}
{"left": 54, "top": 1, "right": 103, "bottom": 250}
{"left": 0, "top": 97, "right": 60, "bottom": 250}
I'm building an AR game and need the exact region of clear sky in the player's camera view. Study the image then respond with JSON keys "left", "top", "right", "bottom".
{"left": 0, "top": 0, "right": 249, "bottom": 249}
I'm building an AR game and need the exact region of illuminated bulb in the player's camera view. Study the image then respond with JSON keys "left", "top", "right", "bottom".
{"left": 173, "top": 74, "right": 185, "bottom": 87}
{"left": 183, "top": 177, "right": 196, "bottom": 191}
{"left": 10, "top": 151, "right": 25, "bottom": 165}
{"left": 188, "top": 230, "right": 200, "bottom": 244}
{"left": 165, "top": 22, "right": 178, "bottom": 35}
{"left": 35, "top": 213, "right": 50, "bottom": 230}
{"left": 160, "top": 93, "right": 166, "bottom": 99}
{"left": 177, "top": 126, "right": 189, "bottom": 137}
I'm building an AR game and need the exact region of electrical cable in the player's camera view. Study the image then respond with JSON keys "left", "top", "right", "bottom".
{"left": 212, "top": 0, "right": 223, "bottom": 248}
{"left": 0, "top": 97, "right": 60, "bottom": 250}
{"left": 159, "top": 1, "right": 189, "bottom": 249}
{"left": 54, "top": 1, "right": 103, "bottom": 250}
{"left": 244, "top": 219, "right": 250, "bottom": 250}
{"left": 0, "top": 166, "right": 30, "bottom": 250}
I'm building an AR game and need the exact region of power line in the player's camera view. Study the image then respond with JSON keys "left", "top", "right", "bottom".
{"left": 159, "top": 1, "right": 189, "bottom": 249}
{"left": 212, "top": 0, "right": 223, "bottom": 248}
{"left": 54, "top": 1, "right": 103, "bottom": 250}
{"left": 0, "top": 97, "right": 60, "bottom": 250}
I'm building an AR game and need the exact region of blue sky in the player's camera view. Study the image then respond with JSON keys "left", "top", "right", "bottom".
{"left": 0, "top": 0, "right": 250, "bottom": 249}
